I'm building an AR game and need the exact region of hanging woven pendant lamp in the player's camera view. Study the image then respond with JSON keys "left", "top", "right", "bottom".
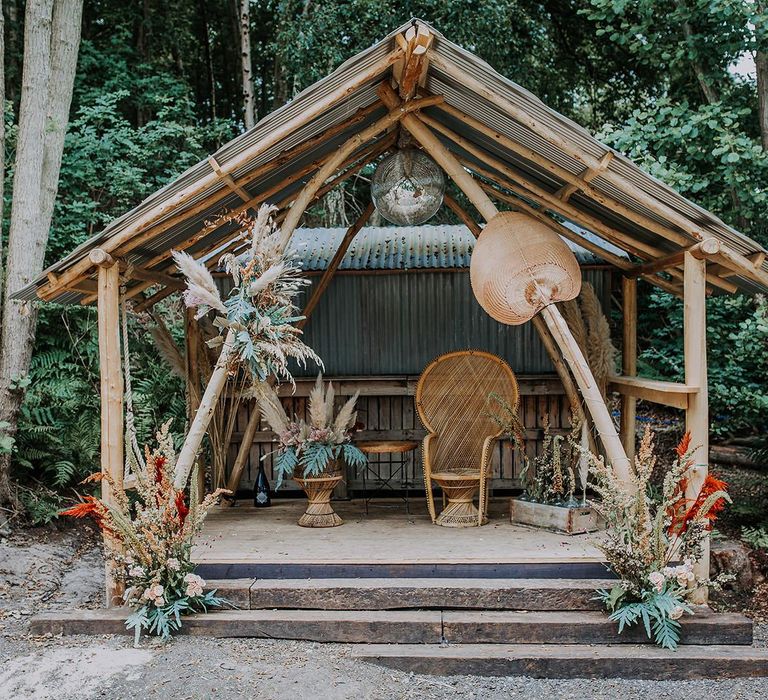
{"left": 371, "top": 148, "right": 445, "bottom": 225}
{"left": 470, "top": 211, "right": 582, "bottom": 325}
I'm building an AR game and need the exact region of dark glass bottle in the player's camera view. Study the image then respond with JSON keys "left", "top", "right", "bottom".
{"left": 253, "top": 463, "right": 272, "bottom": 507}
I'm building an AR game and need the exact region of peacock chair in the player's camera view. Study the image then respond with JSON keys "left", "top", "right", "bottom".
{"left": 415, "top": 350, "right": 520, "bottom": 527}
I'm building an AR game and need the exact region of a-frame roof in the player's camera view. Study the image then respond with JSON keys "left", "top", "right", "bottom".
{"left": 17, "top": 18, "right": 768, "bottom": 306}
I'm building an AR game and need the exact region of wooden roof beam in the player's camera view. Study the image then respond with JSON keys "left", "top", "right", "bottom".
{"left": 397, "top": 24, "right": 433, "bottom": 101}
{"left": 38, "top": 48, "right": 405, "bottom": 301}
{"left": 627, "top": 239, "right": 721, "bottom": 278}
{"left": 555, "top": 152, "right": 613, "bottom": 202}
{"left": 424, "top": 57, "right": 768, "bottom": 290}
{"left": 133, "top": 135, "right": 396, "bottom": 312}
{"left": 708, "top": 251, "right": 767, "bottom": 279}
{"left": 207, "top": 156, "right": 251, "bottom": 201}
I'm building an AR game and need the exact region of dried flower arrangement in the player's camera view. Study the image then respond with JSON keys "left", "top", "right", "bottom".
{"left": 259, "top": 375, "right": 366, "bottom": 487}
{"left": 62, "top": 422, "right": 229, "bottom": 643}
{"left": 173, "top": 204, "right": 321, "bottom": 386}
{"left": 171, "top": 204, "right": 322, "bottom": 489}
{"left": 488, "top": 393, "right": 588, "bottom": 505}
{"left": 588, "top": 428, "right": 731, "bottom": 649}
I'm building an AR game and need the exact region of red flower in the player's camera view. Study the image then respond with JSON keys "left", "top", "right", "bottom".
{"left": 61, "top": 496, "right": 116, "bottom": 537}
{"left": 152, "top": 455, "right": 167, "bottom": 485}
{"left": 669, "top": 473, "right": 729, "bottom": 535}
{"left": 675, "top": 432, "right": 692, "bottom": 459}
{"left": 175, "top": 490, "right": 189, "bottom": 527}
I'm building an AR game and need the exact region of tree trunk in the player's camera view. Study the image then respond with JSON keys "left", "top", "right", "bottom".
{"left": 0, "top": 0, "right": 6, "bottom": 321}
{"left": 757, "top": 3, "right": 768, "bottom": 151}
{"left": 0, "top": 0, "right": 82, "bottom": 509}
{"left": 236, "top": 0, "right": 256, "bottom": 129}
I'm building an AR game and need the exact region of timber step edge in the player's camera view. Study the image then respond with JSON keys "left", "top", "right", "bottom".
{"left": 242, "top": 578, "right": 613, "bottom": 611}
{"left": 28, "top": 608, "right": 753, "bottom": 646}
{"left": 352, "top": 643, "right": 768, "bottom": 680}
{"left": 194, "top": 561, "right": 612, "bottom": 580}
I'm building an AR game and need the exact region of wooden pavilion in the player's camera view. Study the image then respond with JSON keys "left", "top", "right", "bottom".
{"left": 16, "top": 19, "right": 768, "bottom": 607}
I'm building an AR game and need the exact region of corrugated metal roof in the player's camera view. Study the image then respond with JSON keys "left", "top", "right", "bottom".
{"left": 15, "top": 17, "right": 768, "bottom": 304}
{"left": 286, "top": 223, "right": 623, "bottom": 271}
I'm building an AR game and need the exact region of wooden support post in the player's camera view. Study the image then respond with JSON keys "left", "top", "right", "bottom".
{"left": 92, "top": 249, "right": 124, "bottom": 608}
{"left": 185, "top": 307, "right": 205, "bottom": 501}
{"left": 379, "top": 82, "right": 633, "bottom": 487}
{"left": 684, "top": 251, "right": 709, "bottom": 602}
{"left": 620, "top": 276, "right": 637, "bottom": 461}
{"left": 221, "top": 203, "right": 375, "bottom": 502}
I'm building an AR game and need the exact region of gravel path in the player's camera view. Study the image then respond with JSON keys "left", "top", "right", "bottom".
{"left": 2, "top": 524, "right": 767, "bottom": 700}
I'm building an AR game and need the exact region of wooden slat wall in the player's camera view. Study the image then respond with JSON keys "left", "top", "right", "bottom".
{"left": 227, "top": 375, "right": 572, "bottom": 495}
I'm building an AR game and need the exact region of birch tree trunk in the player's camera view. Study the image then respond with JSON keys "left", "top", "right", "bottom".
{"left": 0, "top": 0, "right": 83, "bottom": 508}
{"left": 236, "top": 0, "right": 256, "bottom": 129}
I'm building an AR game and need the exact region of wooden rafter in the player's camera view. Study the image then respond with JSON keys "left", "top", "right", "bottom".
{"left": 38, "top": 49, "right": 404, "bottom": 301}
{"left": 555, "top": 152, "right": 613, "bottom": 202}
{"left": 207, "top": 155, "right": 251, "bottom": 201}
{"left": 627, "top": 239, "right": 721, "bottom": 278}
{"left": 425, "top": 54, "right": 768, "bottom": 289}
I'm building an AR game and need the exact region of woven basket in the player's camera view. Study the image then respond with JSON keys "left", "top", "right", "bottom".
{"left": 293, "top": 459, "right": 343, "bottom": 528}
{"left": 470, "top": 211, "right": 581, "bottom": 325}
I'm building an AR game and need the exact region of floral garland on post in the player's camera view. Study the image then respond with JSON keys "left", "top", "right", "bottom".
{"left": 171, "top": 204, "right": 322, "bottom": 489}
{"left": 63, "top": 422, "right": 228, "bottom": 643}
{"left": 588, "top": 428, "right": 731, "bottom": 649}
{"left": 259, "top": 375, "right": 366, "bottom": 487}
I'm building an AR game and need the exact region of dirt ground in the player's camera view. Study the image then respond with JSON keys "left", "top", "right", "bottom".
{"left": 2, "top": 523, "right": 768, "bottom": 700}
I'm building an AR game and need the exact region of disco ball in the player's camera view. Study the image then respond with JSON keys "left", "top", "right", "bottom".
{"left": 371, "top": 149, "right": 445, "bottom": 225}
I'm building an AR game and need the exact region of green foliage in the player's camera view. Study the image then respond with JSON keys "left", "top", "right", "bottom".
{"left": 597, "top": 584, "right": 691, "bottom": 650}
{"left": 742, "top": 525, "right": 768, "bottom": 550}
{"left": 17, "top": 487, "right": 66, "bottom": 526}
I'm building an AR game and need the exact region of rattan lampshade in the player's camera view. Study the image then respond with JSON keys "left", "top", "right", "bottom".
{"left": 371, "top": 149, "right": 445, "bottom": 225}
{"left": 470, "top": 211, "right": 582, "bottom": 325}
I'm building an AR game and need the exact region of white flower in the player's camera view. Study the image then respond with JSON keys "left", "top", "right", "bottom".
{"left": 167, "top": 558, "right": 180, "bottom": 571}
{"left": 648, "top": 571, "right": 665, "bottom": 592}
{"left": 128, "top": 566, "right": 144, "bottom": 578}
{"left": 154, "top": 596, "right": 166, "bottom": 607}
{"left": 670, "top": 606, "right": 684, "bottom": 621}
{"left": 184, "top": 573, "right": 205, "bottom": 598}
{"left": 662, "top": 567, "right": 675, "bottom": 578}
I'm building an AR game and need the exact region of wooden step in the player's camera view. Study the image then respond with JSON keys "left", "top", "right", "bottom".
{"left": 353, "top": 643, "right": 768, "bottom": 679}
{"left": 441, "top": 609, "right": 753, "bottom": 645}
{"left": 245, "top": 578, "right": 612, "bottom": 610}
{"left": 29, "top": 608, "right": 752, "bottom": 646}
{"left": 194, "top": 561, "right": 611, "bottom": 580}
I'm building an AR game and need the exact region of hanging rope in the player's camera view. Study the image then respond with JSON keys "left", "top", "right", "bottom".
{"left": 120, "top": 286, "right": 146, "bottom": 478}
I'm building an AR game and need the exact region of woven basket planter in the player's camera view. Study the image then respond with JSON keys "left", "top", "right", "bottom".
{"left": 293, "top": 459, "right": 344, "bottom": 528}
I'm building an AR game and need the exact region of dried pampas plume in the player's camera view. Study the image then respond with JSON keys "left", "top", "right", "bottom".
{"left": 580, "top": 283, "right": 618, "bottom": 398}
{"left": 258, "top": 389, "right": 290, "bottom": 435}
{"left": 149, "top": 324, "right": 185, "bottom": 379}
{"left": 334, "top": 392, "right": 359, "bottom": 434}
{"left": 172, "top": 250, "right": 227, "bottom": 318}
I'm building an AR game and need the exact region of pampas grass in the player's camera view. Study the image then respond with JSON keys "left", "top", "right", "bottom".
{"left": 149, "top": 323, "right": 185, "bottom": 379}
{"left": 334, "top": 392, "right": 359, "bottom": 433}
{"left": 172, "top": 250, "right": 227, "bottom": 318}
{"left": 581, "top": 283, "right": 618, "bottom": 397}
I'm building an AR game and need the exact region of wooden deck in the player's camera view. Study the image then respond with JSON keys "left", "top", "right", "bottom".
{"left": 193, "top": 498, "right": 606, "bottom": 578}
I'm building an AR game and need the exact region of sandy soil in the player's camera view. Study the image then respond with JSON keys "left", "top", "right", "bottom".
{"left": 2, "top": 523, "right": 768, "bottom": 700}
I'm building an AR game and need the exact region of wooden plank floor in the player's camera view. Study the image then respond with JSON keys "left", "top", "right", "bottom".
{"left": 193, "top": 498, "right": 606, "bottom": 565}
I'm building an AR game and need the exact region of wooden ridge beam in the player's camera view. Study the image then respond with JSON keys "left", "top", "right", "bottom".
{"left": 397, "top": 24, "right": 433, "bottom": 101}
{"left": 709, "top": 251, "right": 766, "bottom": 279}
{"left": 38, "top": 49, "right": 404, "bottom": 300}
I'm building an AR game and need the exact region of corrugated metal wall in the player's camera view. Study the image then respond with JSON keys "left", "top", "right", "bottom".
{"left": 291, "top": 268, "right": 610, "bottom": 376}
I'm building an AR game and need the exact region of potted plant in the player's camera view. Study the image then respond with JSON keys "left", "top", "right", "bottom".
{"left": 488, "top": 395, "right": 601, "bottom": 534}
{"left": 259, "top": 375, "right": 366, "bottom": 527}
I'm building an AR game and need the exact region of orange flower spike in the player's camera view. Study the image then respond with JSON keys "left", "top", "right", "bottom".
{"left": 675, "top": 432, "right": 692, "bottom": 459}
